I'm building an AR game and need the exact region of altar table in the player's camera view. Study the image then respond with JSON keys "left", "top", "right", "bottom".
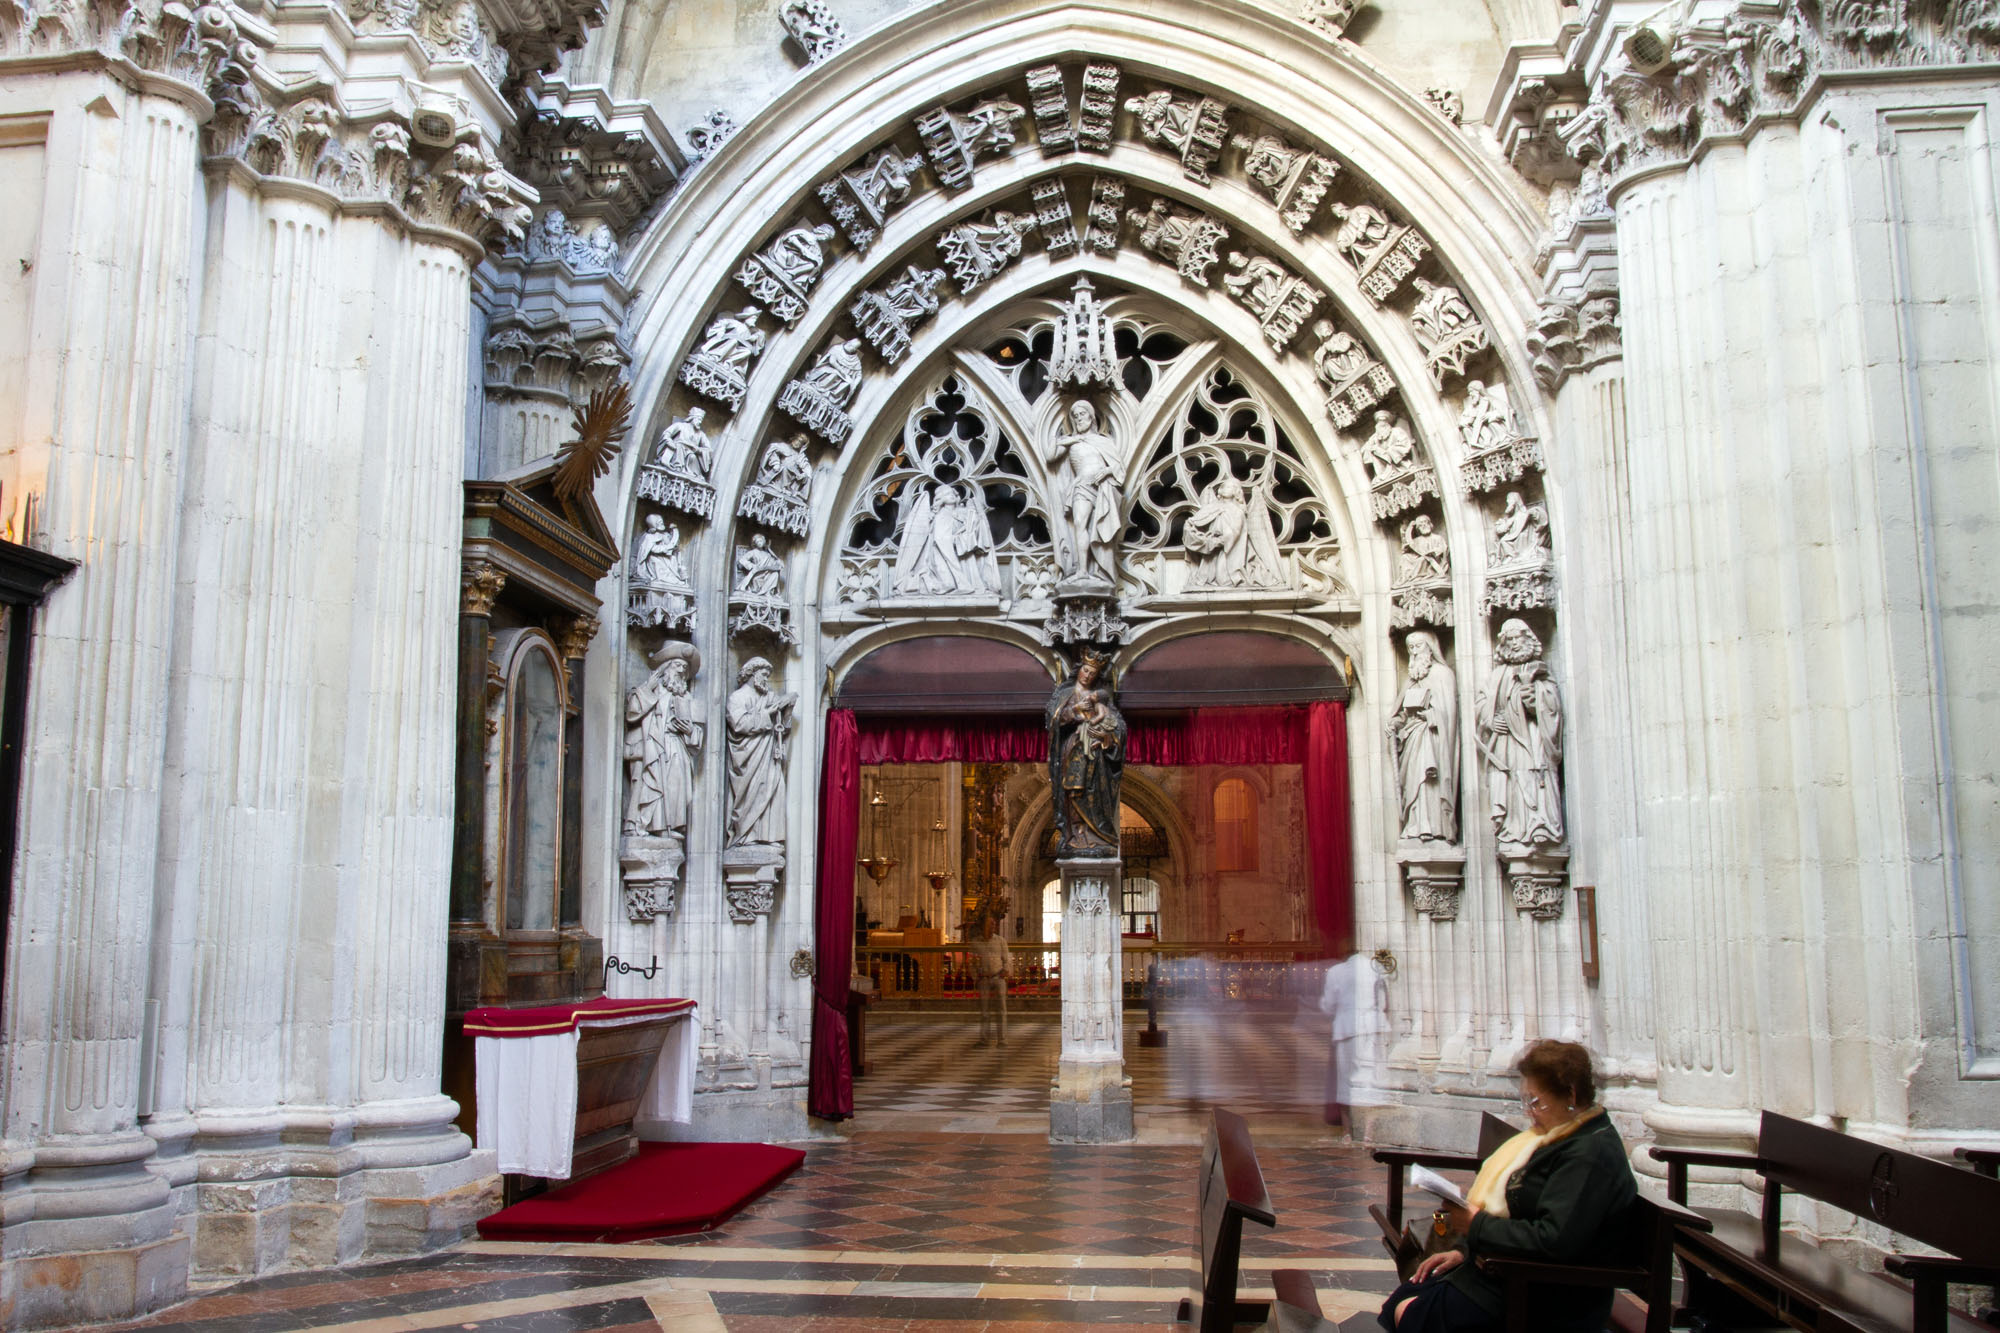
{"left": 468, "top": 996, "right": 698, "bottom": 1179}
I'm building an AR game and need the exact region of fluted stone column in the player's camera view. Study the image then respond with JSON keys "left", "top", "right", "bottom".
{"left": 1610, "top": 75, "right": 2000, "bottom": 1157}
{"left": 1049, "top": 858, "right": 1132, "bottom": 1143}
{"left": 0, "top": 72, "right": 206, "bottom": 1328}
{"left": 141, "top": 182, "right": 503, "bottom": 1279}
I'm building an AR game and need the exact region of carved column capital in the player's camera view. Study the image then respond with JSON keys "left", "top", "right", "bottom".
{"left": 1528, "top": 290, "right": 1622, "bottom": 393}
{"left": 1, "top": 0, "right": 258, "bottom": 112}
{"left": 203, "top": 94, "right": 533, "bottom": 258}
{"left": 461, "top": 562, "right": 508, "bottom": 616}
{"left": 552, "top": 612, "right": 601, "bottom": 661}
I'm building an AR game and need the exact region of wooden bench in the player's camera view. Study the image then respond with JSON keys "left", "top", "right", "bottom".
{"left": 1370, "top": 1111, "right": 1705, "bottom": 1333}
{"left": 1368, "top": 1111, "right": 1518, "bottom": 1277}
{"left": 1259, "top": 1269, "right": 1336, "bottom": 1332}
{"left": 1957, "top": 1147, "right": 1999, "bottom": 1180}
{"left": 1476, "top": 1191, "right": 1710, "bottom": 1333}
{"left": 1179, "top": 1108, "right": 1319, "bottom": 1332}
{"left": 1652, "top": 1110, "right": 2000, "bottom": 1333}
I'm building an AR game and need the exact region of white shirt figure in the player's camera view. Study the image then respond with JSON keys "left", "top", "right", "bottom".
{"left": 1318, "top": 952, "right": 1389, "bottom": 1125}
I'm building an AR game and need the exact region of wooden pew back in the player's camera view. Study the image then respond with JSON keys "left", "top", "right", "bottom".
{"left": 1193, "top": 1108, "right": 1278, "bottom": 1333}
{"left": 1759, "top": 1111, "right": 2000, "bottom": 1266}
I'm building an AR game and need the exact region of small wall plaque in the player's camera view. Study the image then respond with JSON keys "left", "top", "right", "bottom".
{"left": 1575, "top": 885, "right": 1600, "bottom": 983}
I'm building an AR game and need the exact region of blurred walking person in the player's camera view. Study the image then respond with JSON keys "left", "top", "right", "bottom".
{"left": 1320, "top": 948, "right": 1388, "bottom": 1126}
{"left": 972, "top": 916, "right": 1010, "bottom": 1046}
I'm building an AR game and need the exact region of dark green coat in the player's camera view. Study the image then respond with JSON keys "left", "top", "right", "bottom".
{"left": 1447, "top": 1109, "right": 1638, "bottom": 1327}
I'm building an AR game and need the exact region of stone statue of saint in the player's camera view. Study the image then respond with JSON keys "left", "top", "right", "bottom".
{"left": 957, "top": 99, "right": 1028, "bottom": 155}
{"left": 624, "top": 643, "right": 703, "bottom": 838}
{"left": 799, "top": 338, "right": 865, "bottom": 406}
{"left": 766, "top": 222, "right": 837, "bottom": 286}
{"left": 1046, "top": 648, "right": 1126, "bottom": 859}
{"left": 1124, "top": 90, "right": 1200, "bottom": 155}
{"left": 652, "top": 408, "right": 713, "bottom": 480}
{"left": 754, "top": 434, "right": 812, "bottom": 501}
{"left": 734, "top": 533, "right": 784, "bottom": 600}
{"left": 1183, "top": 474, "right": 1249, "bottom": 587}
{"left": 938, "top": 210, "right": 1032, "bottom": 291}
{"left": 726, "top": 656, "right": 797, "bottom": 849}
{"left": 1458, "top": 379, "right": 1516, "bottom": 454}
{"left": 879, "top": 265, "right": 946, "bottom": 321}
{"left": 1476, "top": 619, "right": 1564, "bottom": 854}
{"left": 1331, "top": 202, "right": 1393, "bottom": 270}
{"left": 1042, "top": 399, "right": 1122, "bottom": 586}
{"left": 1312, "top": 320, "right": 1372, "bottom": 387}
{"left": 1492, "top": 490, "right": 1550, "bottom": 565}
{"left": 844, "top": 147, "right": 918, "bottom": 215}
{"left": 696, "top": 307, "right": 765, "bottom": 373}
{"left": 1396, "top": 514, "right": 1449, "bottom": 584}
{"left": 1409, "top": 277, "right": 1479, "bottom": 349}
{"left": 1390, "top": 630, "right": 1458, "bottom": 844}
{"left": 630, "top": 513, "right": 690, "bottom": 587}
{"left": 891, "top": 482, "right": 994, "bottom": 595}
{"left": 1184, "top": 466, "right": 1284, "bottom": 589}
{"left": 1238, "top": 132, "right": 1307, "bottom": 193}
{"left": 1360, "top": 410, "right": 1417, "bottom": 479}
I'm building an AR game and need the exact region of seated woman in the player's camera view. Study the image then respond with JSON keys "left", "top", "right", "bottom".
{"left": 1378, "top": 1040, "right": 1636, "bottom": 1333}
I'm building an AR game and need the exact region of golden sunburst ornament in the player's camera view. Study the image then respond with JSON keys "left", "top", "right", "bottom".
{"left": 552, "top": 380, "right": 633, "bottom": 502}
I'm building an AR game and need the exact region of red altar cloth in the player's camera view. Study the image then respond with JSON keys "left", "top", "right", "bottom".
{"left": 463, "top": 996, "right": 697, "bottom": 1038}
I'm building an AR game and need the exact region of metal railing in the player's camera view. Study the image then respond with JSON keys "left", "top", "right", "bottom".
{"left": 854, "top": 941, "right": 1323, "bottom": 1003}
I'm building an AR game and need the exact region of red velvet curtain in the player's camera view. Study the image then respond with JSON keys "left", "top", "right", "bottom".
{"left": 850, "top": 706, "right": 1314, "bottom": 766}
{"left": 855, "top": 715, "right": 1043, "bottom": 764}
{"left": 1303, "top": 701, "right": 1353, "bottom": 953}
{"left": 1126, "top": 705, "right": 1308, "bottom": 766}
{"left": 807, "top": 700, "right": 1354, "bottom": 1117}
{"left": 807, "top": 709, "right": 860, "bottom": 1119}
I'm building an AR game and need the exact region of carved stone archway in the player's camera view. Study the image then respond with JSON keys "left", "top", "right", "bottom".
{"left": 595, "top": 0, "right": 1583, "bottom": 1137}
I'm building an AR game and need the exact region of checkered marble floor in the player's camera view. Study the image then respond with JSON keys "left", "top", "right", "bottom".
{"left": 104, "top": 1132, "right": 1399, "bottom": 1331}
{"left": 855, "top": 1010, "right": 1339, "bottom": 1119}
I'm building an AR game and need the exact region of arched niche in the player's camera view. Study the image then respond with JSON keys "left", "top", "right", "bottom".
{"left": 833, "top": 634, "right": 1055, "bottom": 713}
{"left": 1119, "top": 630, "right": 1349, "bottom": 709}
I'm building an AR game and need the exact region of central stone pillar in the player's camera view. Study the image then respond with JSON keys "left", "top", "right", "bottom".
{"left": 1050, "top": 857, "right": 1133, "bottom": 1143}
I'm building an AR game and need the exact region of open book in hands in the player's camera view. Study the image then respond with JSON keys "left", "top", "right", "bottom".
{"left": 1408, "top": 1164, "right": 1471, "bottom": 1211}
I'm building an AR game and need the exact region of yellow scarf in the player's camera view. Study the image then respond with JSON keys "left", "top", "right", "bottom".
{"left": 1465, "top": 1105, "right": 1603, "bottom": 1218}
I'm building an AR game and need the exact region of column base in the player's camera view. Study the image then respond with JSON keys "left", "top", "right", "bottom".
{"left": 0, "top": 1228, "right": 190, "bottom": 1330}
{"left": 1050, "top": 1061, "right": 1134, "bottom": 1143}
{"left": 0, "top": 1132, "right": 186, "bottom": 1328}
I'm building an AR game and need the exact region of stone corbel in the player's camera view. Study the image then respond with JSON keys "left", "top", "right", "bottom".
{"left": 1492, "top": 71, "right": 1590, "bottom": 187}
{"left": 1298, "top": 0, "right": 1363, "bottom": 39}
{"left": 723, "top": 848, "right": 784, "bottom": 922}
{"left": 1400, "top": 846, "right": 1467, "bottom": 921}
{"left": 620, "top": 838, "right": 682, "bottom": 920}
{"left": 479, "top": 0, "right": 609, "bottom": 82}
{"left": 1505, "top": 849, "right": 1569, "bottom": 920}
{"left": 1041, "top": 596, "right": 1127, "bottom": 647}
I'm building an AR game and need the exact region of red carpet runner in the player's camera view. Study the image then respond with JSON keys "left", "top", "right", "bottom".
{"left": 476, "top": 1142, "right": 807, "bottom": 1242}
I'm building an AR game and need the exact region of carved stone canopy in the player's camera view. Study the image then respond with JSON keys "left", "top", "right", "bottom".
{"left": 506, "top": 76, "right": 681, "bottom": 234}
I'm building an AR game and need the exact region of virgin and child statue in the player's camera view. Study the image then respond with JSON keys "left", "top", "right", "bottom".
{"left": 1045, "top": 648, "right": 1126, "bottom": 859}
